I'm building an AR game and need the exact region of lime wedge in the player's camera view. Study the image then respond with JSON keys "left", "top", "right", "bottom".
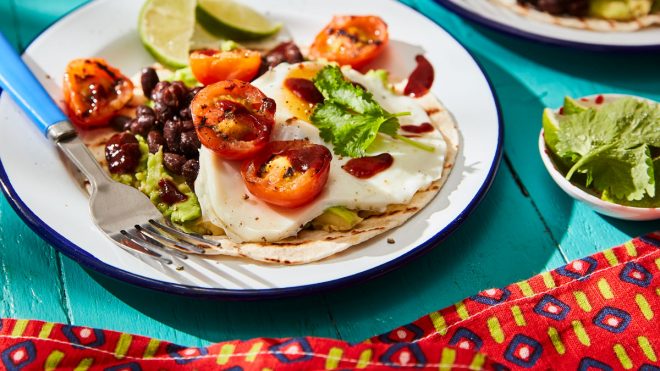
{"left": 196, "top": 0, "right": 282, "bottom": 41}
{"left": 139, "top": 0, "right": 196, "bottom": 69}
{"left": 563, "top": 96, "right": 589, "bottom": 115}
{"left": 542, "top": 108, "right": 561, "bottom": 154}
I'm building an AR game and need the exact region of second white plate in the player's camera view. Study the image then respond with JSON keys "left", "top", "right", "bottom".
{"left": 434, "top": 0, "right": 660, "bottom": 51}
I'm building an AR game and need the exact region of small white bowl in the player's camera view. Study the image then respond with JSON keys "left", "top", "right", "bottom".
{"left": 538, "top": 95, "right": 660, "bottom": 221}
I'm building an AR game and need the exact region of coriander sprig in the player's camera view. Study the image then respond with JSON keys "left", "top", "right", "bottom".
{"left": 310, "top": 65, "right": 434, "bottom": 158}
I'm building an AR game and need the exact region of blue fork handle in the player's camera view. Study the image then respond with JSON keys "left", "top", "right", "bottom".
{"left": 0, "top": 32, "right": 68, "bottom": 137}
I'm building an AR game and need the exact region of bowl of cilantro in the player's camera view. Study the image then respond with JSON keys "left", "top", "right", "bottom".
{"left": 539, "top": 94, "right": 660, "bottom": 221}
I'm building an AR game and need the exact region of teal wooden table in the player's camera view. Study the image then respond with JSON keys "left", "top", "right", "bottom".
{"left": 0, "top": 0, "right": 658, "bottom": 347}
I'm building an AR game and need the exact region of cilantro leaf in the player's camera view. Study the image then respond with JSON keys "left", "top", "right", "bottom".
{"left": 313, "top": 102, "right": 388, "bottom": 157}
{"left": 581, "top": 144, "right": 654, "bottom": 201}
{"left": 311, "top": 65, "right": 433, "bottom": 157}
{"left": 313, "top": 65, "right": 383, "bottom": 116}
{"left": 555, "top": 97, "right": 660, "bottom": 202}
{"left": 603, "top": 156, "right": 659, "bottom": 207}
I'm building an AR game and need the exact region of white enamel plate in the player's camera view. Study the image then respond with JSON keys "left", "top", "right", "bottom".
{"left": 435, "top": 0, "right": 660, "bottom": 51}
{"left": 0, "top": 0, "right": 501, "bottom": 298}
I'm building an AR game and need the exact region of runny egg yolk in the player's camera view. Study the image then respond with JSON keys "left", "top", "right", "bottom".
{"left": 282, "top": 64, "right": 323, "bottom": 122}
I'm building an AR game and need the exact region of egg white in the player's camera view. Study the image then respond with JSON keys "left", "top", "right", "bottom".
{"left": 195, "top": 62, "right": 447, "bottom": 242}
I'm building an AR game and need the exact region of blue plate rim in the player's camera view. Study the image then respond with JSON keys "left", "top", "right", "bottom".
{"left": 0, "top": 0, "right": 504, "bottom": 299}
{"left": 432, "top": 0, "right": 660, "bottom": 52}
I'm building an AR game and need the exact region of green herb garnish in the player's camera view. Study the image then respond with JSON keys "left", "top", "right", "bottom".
{"left": 310, "top": 65, "right": 433, "bottom": 158}
{"left": 555, "top": 97, "right": 660, "bottom": 203}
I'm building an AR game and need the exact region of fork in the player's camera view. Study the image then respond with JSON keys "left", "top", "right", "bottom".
{"left": 0, "top": 33, "right": 221, "bottom": 264}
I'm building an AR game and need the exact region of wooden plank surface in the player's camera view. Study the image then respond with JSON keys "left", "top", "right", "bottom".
{"left": 0, "top": 197, "right": 70, "bottom": 324}
{"left": 413, "top": 0, "right": 660, "bottom": 261}
{"left": 0, "top": 0, "right": 655, "bottom": 347}
{"left": 0, "top": 0, "right": 19, "bottom": 49}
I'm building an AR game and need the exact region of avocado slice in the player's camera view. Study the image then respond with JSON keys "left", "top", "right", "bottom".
{"left": 311, "top": 206, "right": 363, "bottom": 232}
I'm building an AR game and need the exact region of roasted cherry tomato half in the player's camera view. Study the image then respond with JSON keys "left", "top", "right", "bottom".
{"left": 63, "top": 58, "right": 134, "bottom": 127}
{"left": 191, "top": 80, "right": 275, "bottom": 160}
{"left": 241, "top": 140, "right": 332, "bottom": 208}
{"left": 189, "top": 49, "right": 262, "bottom": 85}
{"left": 308, "top": 15, "right": 389, "bottom": 69}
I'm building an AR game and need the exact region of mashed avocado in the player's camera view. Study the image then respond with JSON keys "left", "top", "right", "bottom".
{"left": 164, "top": 66, "right": 199, "bottom": 87}
{"left": 112, "top": 135, "right": 202, "bottom": 223}
{"left": 135, "top": 148, "right": 201, "bottom": 223}
{"left": 590, "top": 0, "right": 654, "bottom": 21}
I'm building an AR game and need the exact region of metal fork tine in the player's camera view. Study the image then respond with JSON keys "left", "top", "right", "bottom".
{"left": 134, "top": 224, "right": 194, "bottom": 258}
{"left": 140, "top": 224, "right": 206, "bottom": 254}
{"left": 133, "top": 225, "right": 189, "bottom": 260}
{"left": 149, "top": 219, "right": 213, "bottom": 254}
{"left": 149, "top": 219, "right": 221, "bottom": 247}
{"left": 116, "top": 231, "right": 173, "bottom": 265}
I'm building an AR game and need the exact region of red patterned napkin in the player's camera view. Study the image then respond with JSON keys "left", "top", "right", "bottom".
{"left": 1, "top": 233, "right": 658, "bottom": 370}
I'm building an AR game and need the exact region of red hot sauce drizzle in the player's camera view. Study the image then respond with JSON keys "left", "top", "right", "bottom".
{"left": 403, "top": 55, "right": 434, "bottom": 97}
{"left": 401, "top": 122, "right": 434, "bottom": 134}
{"left": 342, "top": 153, "right": 394, "bottom": 179}
{"left": 284, "top": 78, "right": 324, "bottom": 104}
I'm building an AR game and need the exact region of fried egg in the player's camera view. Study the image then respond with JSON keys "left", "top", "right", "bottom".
{"left": 195, "top": 61, "right": 447, "bottom": 242}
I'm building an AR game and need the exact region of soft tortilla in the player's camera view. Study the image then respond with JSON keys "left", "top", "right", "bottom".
{"left": 198, "top": 89, "right": 459, "bottom": 264}
{"left": 82, "top": 85, "right": 459, "bottom": 265}
{"left": 492, "top": 0, "right": 660, "bottom": 32}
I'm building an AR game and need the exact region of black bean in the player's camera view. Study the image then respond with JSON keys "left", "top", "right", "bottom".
{"left": 536, "top": 0, "right": 565, "bottom": 14}
{"left": 180, "top": 130, "right": 200, "bottom": 158}
{"left": 181, "top": 119, "right": 194, "bottom": 131}
{"left": 283, "top": 44, "right": 304, "bottom": 63}
{"left": 259, "top": 42, "right": 304, "bottom": 76}
{"left": 163, "top": 152, "right": 186, "bottom": 175}
{"left": 109, "top": 115, "right": 132, "bottom": 132}
{"left": 130, "top": 116, "right": 153, "bottom": 137}
{"left": 147, "top": 130, "right": 165, "bottom": 154}
{"left": 160, "top": 85, "right": 180, "bottom": 108}
{"left": 182, "top": 159, "right": 200, "bottom": 189}
{"left": 565, "top": 0, "right": 588, "bottom": 16}
{"left": 150, "top": 81, "right": 170, "bottom": 102}
{"left": 179, "top": 107, "right": 191, "bottom": 120}
{"left": 105, "top": 132, "right": 141, "bottom": 174}
{"left": 141, "top": 67, "right": 160, "bottom": 99}
{"left": 170, "top": 81, "right": 188, "bottom": 100}
{"left": 138, "top": 114, "right": 155, "bottom": 129}
{"left": 136, "top": 104, "right": 155, "bottom": 118}
{"left": 125, "top": 117, "right": 137, "bottom": 132}
{"left": 154, "top": 101, "right": 174, "bottom": 123}
{"left": 158, "top": 179, "right": 188, "bottom": 205}
{"left": 163, "top": 119, "right": 182, "bottom": 153}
